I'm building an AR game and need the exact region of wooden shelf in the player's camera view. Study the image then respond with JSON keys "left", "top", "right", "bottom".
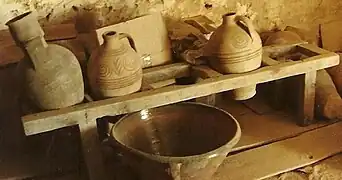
{"left": 22, "top": 43, "right": 339, "bottom": 135}
{"left": 19, "top": 42, "right": 340, "bottom": 180}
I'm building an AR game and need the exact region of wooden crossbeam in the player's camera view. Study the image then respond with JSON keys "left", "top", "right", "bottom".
{"left": 22, "top": 51, "right": 339, "bottom": 135}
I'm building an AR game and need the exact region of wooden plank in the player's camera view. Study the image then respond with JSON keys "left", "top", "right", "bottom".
{"left": 262, "top": 42, "right": 307, "bottom": 58}
{"left": 297, "top": 71, "right": 317, "bottom": 126}
{"left": 149, "top": 79, "right": 176, "bottom": 89}
{"left": 79, "top": 120, "right": 107, "bottom": 180}
{"left": 214, "top": 122, "right": 342, "bottom": 180}
{"left": 0, "top": 45, "right": 22, "bottom": 66}
{"left": 191, "top": 65, "right": 222, "bottom": 78}
{"left": 22, "top": 52, "right": 339, "bottom": 135}
{"left": 0, "top": 38, "right": 84, "bottom": 67}
{"left": 0, "top": 24, "right": 78, "bottom": 67}
{"left": 141, "top": 63, "right": 190, "bottom": 91}
{"left": 296, "top": 43, "right": 333, "bottom": 56}
{"left": 229, "top": 111, "right": 332, "bottom": 152}
{"left": 143, "top": 62, "right": 190, "bottom": 84}
{"left": 216, "top": 98, "right": 332, "bottom": 152}
{"left": 0, "top": 23, "right": 77, "bottom": 48}
{"left": 43, "top": 24, "right": 78, "bottom": 41}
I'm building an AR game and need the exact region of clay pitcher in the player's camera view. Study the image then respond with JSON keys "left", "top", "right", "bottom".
{"left": 88, "top": 31, "right": 143, "bottom": 99}
{"left": 204, "top": 13, "right": 262, "bottom": 100}
{"left": 6, "top": 12, "right": 84, "bottom": 110}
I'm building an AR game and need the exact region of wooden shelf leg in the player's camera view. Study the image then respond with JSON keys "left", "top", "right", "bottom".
{"left": 79, "top": 120, "right": 108, "bottom": 180}
{"left": 268, "top": 79, "right": 285, "bottom": 110}
{"left": 297, "top": 71, "right": 317, "bottom": 126}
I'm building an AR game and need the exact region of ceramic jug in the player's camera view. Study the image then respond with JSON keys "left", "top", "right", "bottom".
{"left": 204, "top": 13, "right": 262, "bottom": 100}
{"left": 88, "top": 31, "right": 143, "bottom": 99}
{"left": 6, "top": 12, "right": 84, "bottom": 110}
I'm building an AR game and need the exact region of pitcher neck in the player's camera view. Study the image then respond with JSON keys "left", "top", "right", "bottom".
{"left": 102, "top": 31, "right": 123, "bottom": 50}
{"left": 222, "top": 13, "right": 237, "bottom": 25}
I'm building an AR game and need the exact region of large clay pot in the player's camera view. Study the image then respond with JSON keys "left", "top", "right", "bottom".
{"left": 264, "top": 30, "right": 303, "bottom": 46}
{"left": 204, "top": 13, "right": 262, "bottom": 100}
{"left": 6, "top": 12, "right": 84, "bottom": 110}
{"left": 108, "top": 102, "right": 241, "bottom": 180}
{"left": 88, "top": 31, "right": 143, "bottom": 99}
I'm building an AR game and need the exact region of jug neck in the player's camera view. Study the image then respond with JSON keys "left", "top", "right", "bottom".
{"left": 23, "top": 37, "right": 48, "bottom": 70}
{"left": 6, "top": 11, "right": 45, "bottom": 46}
{"left": 222, "top": 13, "right": 237, "bottom": 25}
{"left": 102, "top": 31, "right": 123, "bottom": 50}
{"left": 6, "top": 11, "right": 47, "bottom": 70}
{"left": 24, "top": 36, "right": 48, "bottom": 52}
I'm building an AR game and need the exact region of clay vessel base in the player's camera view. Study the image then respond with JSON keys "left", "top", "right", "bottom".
{"left": 209, "top": 53, "right": 262, "bottom": 74}
{"left": 99, "top": 79, "right": 142, "bottom": 98}
{"left": 231, "top": 85, "right": 257, "bottom": 100}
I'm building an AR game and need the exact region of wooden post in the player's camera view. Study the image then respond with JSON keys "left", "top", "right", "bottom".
{"left": 79, "top": 120, "right": 107, "bottom": 180}
{"left": 262, "top": 54, "right": 284, "bottom": 109}
{"left": 297, "top": 71, "right": 317, "bottom": 126}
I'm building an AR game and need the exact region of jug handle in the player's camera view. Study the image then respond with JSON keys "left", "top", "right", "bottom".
{"left": 118, "top": 33, "right": 138, "bottom": 52}
{"left": 235, "top": 15, "right": 255, "bottom": 42}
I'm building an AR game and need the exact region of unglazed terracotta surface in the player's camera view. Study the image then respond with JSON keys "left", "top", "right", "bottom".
{"left": 7, "top": 12, "right": 84, "bottom": 110}
{"left": 264, "top": 31, "right": 303, "bottom": 46}
{"left": 88, "top": 31, "right": 143, "bottom": 99}
{"left": 204, "top": 13, "right": 262, "bottom": 100}
{"left": 110, "top": 102, "right": 241, "bottom": 180}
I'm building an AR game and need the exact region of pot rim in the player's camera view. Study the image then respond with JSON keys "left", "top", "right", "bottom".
{"left": 223, "top": 12, "right": 237, "bottom": 17}
{"left": 110, "top": 102, "right": 242, "bottom": 163}
{"left": 5, "top": 11, "right": 32, "bottom": 26}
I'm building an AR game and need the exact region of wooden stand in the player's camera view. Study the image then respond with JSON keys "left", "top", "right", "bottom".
{"left": 20, "top": 43, "right": 339, "bottom": 179}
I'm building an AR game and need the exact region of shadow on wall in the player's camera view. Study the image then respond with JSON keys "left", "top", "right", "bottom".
{"left": 0, "top": 64, "right": 26, "bottom": 151}
{"left": 0, "top": 0, "right": 165, "bottom": 30}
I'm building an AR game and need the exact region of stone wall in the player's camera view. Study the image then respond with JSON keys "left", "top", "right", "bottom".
{"left": 0, "top": 0, "right": 341, "bottom": 34}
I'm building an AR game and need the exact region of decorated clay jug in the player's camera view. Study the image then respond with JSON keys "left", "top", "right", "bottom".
{"left": 6, "top": 12, "right": 84, "bottom": 110}
{"left": 204, "top": 13, "right": 262, "bottom": 100}
{"left": 88, "top": 31, "right": 143, "bottom": 99}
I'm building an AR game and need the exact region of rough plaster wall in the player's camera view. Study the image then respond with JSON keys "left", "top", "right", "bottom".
{"left": 0, "top": 0, "right": 342, "bottom": 33}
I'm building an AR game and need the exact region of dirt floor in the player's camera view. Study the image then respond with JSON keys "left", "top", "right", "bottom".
{"left": 267, "top": 153, "right": 342, "bottom": 180}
